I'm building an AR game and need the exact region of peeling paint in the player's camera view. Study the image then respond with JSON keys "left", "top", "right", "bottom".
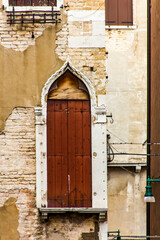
{"left": 0, "top": 198, "right": 19, "bottom": 240}
{"left": 0, "top": 15, "right": 67, "bottom": 131}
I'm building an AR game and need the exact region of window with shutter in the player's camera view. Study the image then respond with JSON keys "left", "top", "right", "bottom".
{"left": 9, "top": 0, "right": 56, "bottom": 6}
{"left": 105, "top": 0, "right": 133, "bottom": 26}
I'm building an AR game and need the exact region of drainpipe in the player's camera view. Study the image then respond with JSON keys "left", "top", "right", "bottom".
{"left": 147, "top": 0, "right": 151, "bottom": 237}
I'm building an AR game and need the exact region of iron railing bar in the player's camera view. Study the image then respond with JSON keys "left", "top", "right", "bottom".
{"left": 7, "top": 13, "right": 60, "bottom": 17}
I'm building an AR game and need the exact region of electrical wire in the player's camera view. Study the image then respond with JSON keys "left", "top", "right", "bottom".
{"left": 120, "top": 166, "right": 136, "bottom": 175}
{"left": 108, "top": 236, "right": 160, "bottom": 239}
{"left": 107, "top": 138, "right": 114, "bottom": 162}
{"left": 107, "top": 130, "right": 160, "bottom": 158}
{"left": 110, "top": 142, "right": 160, "bottom": 145}
{"left": 107, "top": 129, "right": 160, "bottom": 145}
{"left": 109, "top": 153, "right": 160, "bottom": 156}
{"left": 110, "top": 145, "right": 121, "bottom": 153}
{"left": 121, "top": 236, "right": 160, "bottom": 239}
{"left": 107, "top": 129, "right": 128, "bottom": 143}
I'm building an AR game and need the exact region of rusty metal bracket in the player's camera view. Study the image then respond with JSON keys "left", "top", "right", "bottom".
{"left": 99, "top": 212, "right": 107, "bottom": 222}
{"left": 40, "top": 212, "right": 48, "bottom": 222}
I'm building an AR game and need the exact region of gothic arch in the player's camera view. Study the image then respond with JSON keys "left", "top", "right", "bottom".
{"left": 41, "top": 61, "right": 96, "bottom": 118}
{"left": 35, "top": 61, "right": 107, "bottom": 218}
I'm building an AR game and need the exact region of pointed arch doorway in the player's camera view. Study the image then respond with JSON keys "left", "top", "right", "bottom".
{"left": 47, "top": 70, "right": 92, "bottom": 208}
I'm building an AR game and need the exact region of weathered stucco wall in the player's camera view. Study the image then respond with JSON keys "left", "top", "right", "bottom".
{"left": 0, "top": 107, "right": 100, "bottom": 240}
{"left": 0, "top": 0, "right": 147, "bottom": 239}
{"left": 105, "top": 0, "right": 147, "bottom": 163}
{"left": 0, "top": 11, "right": 67, "bottom": 131}
{"left": 55, "top": 12, "right": 106, "bottom": 95}
{"left": 108, "top": 167, "right": 146, "bottom": 236}
{"left": 0, "top": 198, "right": 19, "bottom": 240}
{"left": 0, "top": 1, "right": 107, "bottom": 239}
{"left": 0, "top": 108, "right": 39, "bottom": 239}
{"left": 105, "top": 0, "right": 147, "bottom": 235}
{"left": 0, "top": 4, "right": 107, "bottom": 131}
{"left": 63, "top": 0, "right": 105, "bottom": 10}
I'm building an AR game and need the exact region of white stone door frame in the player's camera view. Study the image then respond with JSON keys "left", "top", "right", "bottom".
{"left": 34, "top": 61, "right": 108, "bottom": 213}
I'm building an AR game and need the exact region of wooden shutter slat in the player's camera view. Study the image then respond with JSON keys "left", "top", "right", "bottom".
{"left": 82, "top": 101, "right": 91, "bottom": 155}
{"left": 118, "top": 0, "right": 133, "bottom": 25}
{"left": 68, "top": 101, "right": 76, "bottom": 207}
{"left": 75, "top": 155, "right": 84, "bottom": 207}
{"left": 47, "top": 156, "right": 56, "bottom": 207}
{"left": 83, "top": 156, "right": 92, "bottom": 207}
{"left": 82, "top": 101, "right": 92, "bottom": 207}
{"left": 55, "top": 155, "right": 63, "bottom": 207}
{"left": 105, "top": 0, "right": 118, "bottom": 25}
{"left": 75, "top": 101, "right": 83, "bottom": 155}
{"left": 75, "top": 102, "right": 83, "bottom": 207}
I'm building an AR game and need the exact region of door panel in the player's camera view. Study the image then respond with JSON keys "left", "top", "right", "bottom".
{"left": 47, "top": 100, "right": 92, "bottom": 207}
{"left": 68, "top": 101, "right": 76, "bottom": 207}
{"left": 47, "top": 100, "right": 68, "bottom": 207}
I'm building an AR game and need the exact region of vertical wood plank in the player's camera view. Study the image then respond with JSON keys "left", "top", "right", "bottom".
{"left": 83, "top": 101, "right": 91, "bottom": 155}
{"left": 47, "top": 156, "right": 56, "bottom": 207}
{"left": 75, "top": 101, "right": 83, "bottom": 207}
{"left": 118, "top": 0, "right": 133, "bottom": 25}
{"left": 47, "top": 100, "right": 68, "bottom": 207}
{"left": 61, "top": 101, "right": 69, "bottom": 207}
{"left": 68, "top": 100, "right": 76, "bottom": 207}
{"left": 82, "top": 101, "right": 92, "bottom": 207}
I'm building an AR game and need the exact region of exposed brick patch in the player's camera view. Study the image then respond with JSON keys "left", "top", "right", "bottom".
{"left": 0, "top": 107, "right": 46, "bottom": 239}
{"left": 46, "top": 213, "right": 98, "bottom": 240}
{"left": 0, "top": 10, "right": 47, "bottom": 50}
{"left": 55, "top": 23, "right": 106, "bottom": 94}
{"left": 63, "top": 0, "right": 105, "bottom": 10}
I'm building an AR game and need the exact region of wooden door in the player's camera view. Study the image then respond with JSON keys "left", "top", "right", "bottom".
{"left": 47, "top": 100, "right": 92, "bottom": 207}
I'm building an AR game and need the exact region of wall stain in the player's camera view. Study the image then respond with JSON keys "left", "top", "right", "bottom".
{"left": 0, "top": 198, "right": 19, "bottom": 240}
{"left": 45, "top": 213, "right": 97, "bottom": 240}
{"left": 0, "top": 13, "right": 67, "bottom": 131}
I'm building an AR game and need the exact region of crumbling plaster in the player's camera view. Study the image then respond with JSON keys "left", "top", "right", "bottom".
{"left": 105, "top": 0, "right": 147, "bottom": 163}
{"left": 0, "top": 198, "right": 19, "bottom": 240}
{"left": 108, "top": 168, "right": 146, "bottom": 236}
{"left": 0, "top": 107, "right": 104, "bottom": 239}
{"left": 0, "top": 18, "right": 66, "bottom": 131}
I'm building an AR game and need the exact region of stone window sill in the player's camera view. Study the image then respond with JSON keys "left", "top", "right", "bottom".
{"left": 105, "top": 25, "right": 136, "bottom": 30}
{"left": 39, "top": 208, "right": 108, "bottom": 222}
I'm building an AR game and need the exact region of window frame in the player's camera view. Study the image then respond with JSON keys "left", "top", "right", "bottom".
{"left": 105, "top": 0, "right": 134, "bottom": 27}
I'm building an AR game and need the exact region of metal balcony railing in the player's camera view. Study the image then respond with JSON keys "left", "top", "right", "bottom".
{"left": 6, "top": 6, "right": 61, "bottom": 24}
